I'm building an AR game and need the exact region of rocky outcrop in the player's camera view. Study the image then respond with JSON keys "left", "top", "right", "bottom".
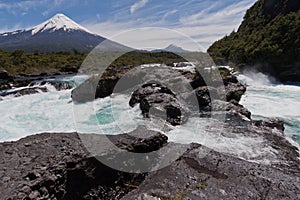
{"left": 0, "top": 123, "right": 299, "bottom": 199}
{"left": 0, "top": 129, "right": 167, "bottom": 200}
{"left": 1, "top": 67, "right": 299, "bottom": 199}
{"left": 72, "top": 64, "right": 198, "bottom": 103}
{"left": 0, "top": 70, "right": 13, "bottom": 80}
{"left": 124, "top": 142, "right": 300, "bottom": 200}
{"left": 129, "top": 83, "right": 189, "bottom": 126}
{"left": 0, "top": 78, "right": 74, "bottom": 98}
{"left": 2, "top": 63, "right": 299, "bottom": 199}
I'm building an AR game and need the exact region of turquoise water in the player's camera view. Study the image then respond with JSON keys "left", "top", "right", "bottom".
{"left": 0, "top": 72, "right": 299, "bottom": 162}
{"left": 238, "top": 72, "right": 300, "bottom": 145}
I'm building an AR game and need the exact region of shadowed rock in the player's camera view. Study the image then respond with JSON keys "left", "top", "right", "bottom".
{"left": 129, "top": 83, "right": 189, "bottom": 126}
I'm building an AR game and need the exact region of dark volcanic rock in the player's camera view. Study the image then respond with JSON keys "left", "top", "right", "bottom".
{"left": 224, "top": 82, "right": 247, "bottom": 102}
{"left": 0, "top": 77, "right": 74, "bottom": 98}
{"left": 129, "top": 83, "right": 189, "bottom": 126}
{"left": 40, "top": 81, "right": 73, "bottom": 91}
{"left": 3, "top": 65, "right": 298, "bottom": 199}
{"left": 211, "top": 99, "right": 252, "bottom": 120}
{"left": 111, "top": 128, "right": 168, "bottom": 153}
{"left": 72, "top": 65, "right": 199, "bottom": 103}
{"left": 0, "top": 129, "right": 168, "bottom": 200}
{"left": 185, "top": 86, "right": 218, "bottom": 111}
{"left": 0, "top": 70, "right": 12, "bottom": 80}
{"left": 1, "top": 126, "right": 299, "bottom": 199}
{"left": 189, "top": 70, "right": 206, "bottom": 89}
{"left": 124, "top": 143, "right": 300, "bottom": 200}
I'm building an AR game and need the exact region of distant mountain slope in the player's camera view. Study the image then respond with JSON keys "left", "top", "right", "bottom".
{"left": 207, "top": 0, "right": 300, "bottom": 82}
{"left": 0, "top": 14, "right": 131, "bottom": 53}
{"left": 151, "top": 44, "right": 190, "bottom": 53}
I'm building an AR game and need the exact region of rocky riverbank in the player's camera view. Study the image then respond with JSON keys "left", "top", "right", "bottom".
{"left": 1, "top": 64, "right": 300, "bottom": 199}
{"left": 0, "top": 70, "right": 77, "bottom": 98}
{"left": 0, "top": 124, "right": 299, "bottom": 199}
{"left": 0, "top": 67, "right": 78, "bottom": 96}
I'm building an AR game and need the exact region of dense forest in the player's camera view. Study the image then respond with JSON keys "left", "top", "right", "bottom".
{"left": 208, "top": 0, "right": 300, "bottom": 81}
{"left": 0, "top": 49, "right": 85, "bottom": 75}
{"left": 0, "top": 49, "right": 192, "bottom": 76}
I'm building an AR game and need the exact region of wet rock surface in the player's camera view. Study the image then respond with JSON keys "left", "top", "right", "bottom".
{"left": 129, "top": 83, "right": 189, "bottom": 126}
{"left": 0, "top": 77, "right": 74, "bottom": 98}
{"left": 72, "top": 64, "right": 196, "bottom": 103}
{"left": 0, "top": 68, "right": 77, "bottom": 98}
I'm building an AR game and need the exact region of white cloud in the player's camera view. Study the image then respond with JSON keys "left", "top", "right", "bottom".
{"left": 180, "top": 0, "right": 255, "bottom": 26}
{"left": 162, "top": 9, "right": 178, "bottom": 20}
{"left": 130, "top": 0, "right": 149, "bottom": 14}
{"left": 0, "top": 0, "right": 66, "bottom": 17}
{"left": 85, "top": 0, "right": 256, "bottom": 51}
{"left": 0, "top": 0, "right": 256, "bottom": 51}
{"left": 0, "top": 1, "right": 46, "bottom": 11}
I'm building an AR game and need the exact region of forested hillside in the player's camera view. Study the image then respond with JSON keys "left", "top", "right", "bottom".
{"left": 208, "top": 0, "right": 300, "bottom": 82}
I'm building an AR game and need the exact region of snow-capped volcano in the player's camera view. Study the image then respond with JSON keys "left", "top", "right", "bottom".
{"left": 0, "top": 13, "right": 130, "bottom": 52}
{"left": 29, "top": 13, "right": 94, "bottom": 35}
{"left": 150, "top": 44, "right": 190, "bottom": 53}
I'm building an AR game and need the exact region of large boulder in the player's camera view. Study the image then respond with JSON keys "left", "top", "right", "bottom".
{"left": 0, "top": 128, "right": 169, "bottom": 200}
{"left": 184, "top": 86, "right": 219, "bottom": 111}
{"left": 1, "top": 120, "right": 299, "bottom": 199}
{"left": 0, "top": 70, "right": 12, "bottom": 80}
{"left": 224, "top": 82, "right": 246, "bottom": 102}
{"left": 129, "top": 83, "right": 189, "bottom": 126}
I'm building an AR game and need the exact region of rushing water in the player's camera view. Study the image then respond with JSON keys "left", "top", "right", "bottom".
{"left": 0, "top": 70, "right": 299, "bottom": 162}
{"left": 238, "top": 71, "right": 300, "bottom": 145}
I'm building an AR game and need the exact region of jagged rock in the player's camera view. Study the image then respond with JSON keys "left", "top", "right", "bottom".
{"left": 129, "top": 83, "right": 189, "bottom": 126}
{"left": 123, "top": 143, "right": 300, "bottom": 200}
{"left": 222, "top": 75, "right": 239, "bottom": 85}
{"left": 0, "top": 78, "right": 74, "bottom": 98}
{"left": 189, "top": 70, "right": 206, "bottom": 89}
{"left": 112, "top": 128, "right": 168, "bottom": 153}
{"left": 211, "top": 99, "right": 252, "bottom": 120}
{"left": 224, "top": 82, "right": 246, "bottom": 102}
{"left": 0, "top": 70, "right": 12, "bottom": 80}
{"left": 0, "top": 130, "right": 166, "bottom": 199}
{"left": 253, "top": 119, "right": 285, "bottom": 132}
{"left": 40, "top": 81, "right": 73, "bottom": 91}
{"left": 185, "top": 86, "right": 218, "bottom": 111}
{"left": 0, "top": 123, "right": 299, "bottom": 200}
{"left": 72, "top": 65, "right": 204, "bottom": 103}
{"left": 71, "top": 75, "right": 118, "bottom": 102}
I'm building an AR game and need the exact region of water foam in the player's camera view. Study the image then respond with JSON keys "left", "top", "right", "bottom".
{"left": 238, "top": 71, "right": 300, "bottom": 146}
{"left": 0, "top": 72, "right": 298, "bottom": 164}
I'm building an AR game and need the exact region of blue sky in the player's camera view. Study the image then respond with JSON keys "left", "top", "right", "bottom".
{"left": 0, "top": 0, "right": 257, "bottom": 50}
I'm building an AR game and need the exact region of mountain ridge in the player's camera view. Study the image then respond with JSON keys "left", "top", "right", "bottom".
{"left": 150, "top": 44, "right": 190, "bottom": 53}
{"left": 0, "top": 13, "right": 130, "bottom": 53}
